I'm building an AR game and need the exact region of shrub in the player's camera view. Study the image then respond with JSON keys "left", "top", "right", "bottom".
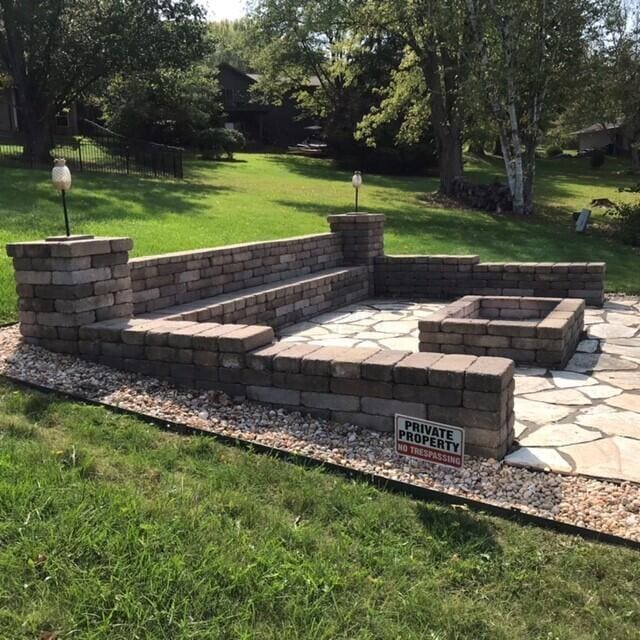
{"left": 590, "top": 148, "right": 606, "bottom": 169}
{"left": 198, "top": 128, "right": 246, "bottom": 160}
{"left": 605, "top": 201, "right": 640, "bottom": 246}
{"left": 545, "top": 145, "right": 563, "bottom": 158}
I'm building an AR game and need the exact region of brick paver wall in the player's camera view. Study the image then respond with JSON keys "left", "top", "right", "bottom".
{"left": 7, "top": 213, "right": 605, "bottom": 461}
{"left": 79, "top": 317, "right": 515, "bottom": 459}
{"left": 6, "top": 236, "right": 133, "bottom": 354}
{"left": 374, "top": 256, "right": 605, "bottom": 306}
{"left": 129, "top": 233, "right": 344, "bottom": 314}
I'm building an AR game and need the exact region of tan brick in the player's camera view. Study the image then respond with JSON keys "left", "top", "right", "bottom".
{"left": 331, "top": 348, "right": 380, "bottom": 378}
{"left": 428, "top": 354, "right": 477, "bottom": 389}
{"left": 488, "top": 320, "right": 538, "bottom": 337}
{"left": 273, "top": 343, "right": 323, "bottom": 373}
{"left": 393, "top": 352, "right": 443, "bottom": 385}
{"left": 361, "top": 350, "right": 411, "bottom": 381}
{"left": 301, "top": 391, "right": 359, "bottom": 411}
{"left": 247, "top": 342, "right": 296, "bottom": 370}
{"left": 361, "top": 397, "right": 426, "bottom": 418}
{"left": 464, "top": 357, "right": 514, "bottom": 392}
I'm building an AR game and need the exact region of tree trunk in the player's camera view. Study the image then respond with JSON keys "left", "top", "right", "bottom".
{"left": 15, "top": 90, "right": 54, "bottom": 164}
{"left": 422, "top": 63, "right": 464, "bottom": 195}
{"left": 436, "top": 123, "right": 464, "bottom": 194}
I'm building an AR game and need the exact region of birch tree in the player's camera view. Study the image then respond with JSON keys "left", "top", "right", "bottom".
{"left": 465, "top": 0, "right": 601, "bottom": 213}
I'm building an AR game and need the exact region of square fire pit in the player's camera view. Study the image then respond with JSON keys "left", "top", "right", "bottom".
{"left": 419, "top": 295, "right": 584, "bottom": 366}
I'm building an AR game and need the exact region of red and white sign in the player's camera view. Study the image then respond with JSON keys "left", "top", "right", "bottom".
{"left": 395, "top": 414, "right": 465, "bottom": 469}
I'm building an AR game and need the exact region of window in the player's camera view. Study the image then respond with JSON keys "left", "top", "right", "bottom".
{"left": 56, "top": 109, "right": 70, "bottom": 128}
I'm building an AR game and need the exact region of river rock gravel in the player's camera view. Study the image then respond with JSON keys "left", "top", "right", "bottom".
{"left": 1, "top": 325, "right": 639, "bottom": 542}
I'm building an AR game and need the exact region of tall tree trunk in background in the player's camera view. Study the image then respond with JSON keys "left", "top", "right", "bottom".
{"left": 421, "top": 48, "right": 464, "bottom": 195}
{"left": 18, "top": 92, "right": 54, "bottom": 164}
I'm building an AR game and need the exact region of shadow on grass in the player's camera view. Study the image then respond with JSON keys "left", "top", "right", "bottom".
{"left": 416, "top": 503, "right": 500, "bottom": 556}
{"left": 0, "top": 166, "right": 234, "bottom": 236}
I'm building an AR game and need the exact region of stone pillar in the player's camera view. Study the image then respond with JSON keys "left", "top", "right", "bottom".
{"left": 327, "top": 213, "right": 385, "bottom": 266}
{"left": 6, "top": 235, "right": 134, "bottom": 354}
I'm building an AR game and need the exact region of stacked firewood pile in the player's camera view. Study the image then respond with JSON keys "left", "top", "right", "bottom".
{"left": 450, "top": 178, "right": 514, "bottom": 213}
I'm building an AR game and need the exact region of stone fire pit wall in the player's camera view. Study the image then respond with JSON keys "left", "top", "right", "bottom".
{"left": 418, "top": 295, "right": 585, "bottom": 367}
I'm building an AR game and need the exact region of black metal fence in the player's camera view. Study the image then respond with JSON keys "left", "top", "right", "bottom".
{"left": 0, "top": 120, "right": 184, "bottom": 179}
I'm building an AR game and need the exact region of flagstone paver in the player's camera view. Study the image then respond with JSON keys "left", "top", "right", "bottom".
{"left": 281, "top": 296, "right": 640, "bottom": 484}
{"left": 587, "top": 323, "right": 638, "bottom": 339}
{"left": 558, "top": 437, "right": 640, "bottom": 484}
{"left": 606, "top": 393, "right": 640, "bottom": 412}
{"left": 504, "top": 447, "right": 573, "bottom": 473}
{"left": 523, "top": 388, "right": 591, "bottom": 406}
{"left": 550, "top": 371, "right": 598, "bottom": 388}
{"left": 518, "top": 423, "right": 602, "bottom": 447}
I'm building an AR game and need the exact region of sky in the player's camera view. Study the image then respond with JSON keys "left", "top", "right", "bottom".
{"left": 201, "top": 0, "right": 248, "bottom": 21}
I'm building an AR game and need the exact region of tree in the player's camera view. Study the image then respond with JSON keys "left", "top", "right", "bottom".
{"left": 564, "top": 3, "right": 640, "bottom": 168}
{"left": 465, "top": 0, "right": 603, "bottom": 213}
{"left": 359, "top": 0, "right": 471, "bottom": 194}
{"left": 97, "top": 64, "right": 223, "bottom": 146}
{"left": 207, "top": 19, "right": 254, "bottom": 72}
{"left": 0, "top": 0, "right": 207, "bottom": 162}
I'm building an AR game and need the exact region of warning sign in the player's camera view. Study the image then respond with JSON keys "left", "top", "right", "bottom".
{"left": 395, "top": 414, "right": 465, "bottom": 469}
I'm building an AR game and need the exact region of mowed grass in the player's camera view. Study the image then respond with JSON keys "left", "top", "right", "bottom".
{"left": 0, "top": 380, "right": 639, "bottom": 639}
{"left": 0, "top": 152, "right": 639, "bottom": 323}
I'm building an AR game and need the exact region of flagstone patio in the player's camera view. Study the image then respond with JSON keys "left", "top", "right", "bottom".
{"left": 280, "top": 297, "right": 640, "bottom": 484}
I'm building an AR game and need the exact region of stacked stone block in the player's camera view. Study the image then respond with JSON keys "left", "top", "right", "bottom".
{"left": 375, "top": 256, "right": 605, "bottom": 306}
{"left": 76, "top": 317, "right": 515, "bottom": 459}
{"left": 151, "top": 266, "right": 368, "bottom": 330}
{"left": 130, "top": 233, "right": 344, "bottom": 314}
{"left": 327, "top": 213, "right": 385, "bottom": 265}
{"left": 419, "top": 295, "right": 585, "bottom": 367}
{"left": 6, "top": 236, "right": 133, "bottom": 353}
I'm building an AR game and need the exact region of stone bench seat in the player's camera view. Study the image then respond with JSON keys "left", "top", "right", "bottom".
{"left": 138, "top": 266, "right": 369, "bottom": 330}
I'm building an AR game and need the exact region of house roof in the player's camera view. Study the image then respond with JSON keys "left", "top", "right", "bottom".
{"left": 219, "top": 63, "right": 321, "bottom": 88}
{"left": 572, "top": 122, "right": 623, "bottom": 135}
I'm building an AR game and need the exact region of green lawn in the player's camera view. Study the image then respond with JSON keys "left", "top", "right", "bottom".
{"left": 0, "top": 152, "right": 639, "bottom": 323}
{"left": 1, "top": 380, "right": 639, "bottom": 639}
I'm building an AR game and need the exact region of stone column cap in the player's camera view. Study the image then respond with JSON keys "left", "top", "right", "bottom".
{"left": 46, "top": 234, "right": 94, "bottom": 242}
{"left": 327, "top": 213, "right": 386, "bottom": 223}
{"left": 6, "top": 236, "right": 133, "bottom": 258}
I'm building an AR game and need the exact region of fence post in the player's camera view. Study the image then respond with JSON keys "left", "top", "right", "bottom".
{"left": 78, "top": 139, "right": 83, "bottom": 172}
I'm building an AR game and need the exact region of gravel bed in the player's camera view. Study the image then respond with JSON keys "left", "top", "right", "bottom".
{"left": 1, "top": 324, "right": 639, "bottom": 542}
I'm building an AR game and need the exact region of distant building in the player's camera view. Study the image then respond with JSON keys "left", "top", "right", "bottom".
{"left": 218, "top": 63, "right": 320, "bottom": 147}
{"left": 573, "top": 122, "right": 630, "bottom": 155}
{"left": 0, "top": 87, "right": 79, "bottom": 136}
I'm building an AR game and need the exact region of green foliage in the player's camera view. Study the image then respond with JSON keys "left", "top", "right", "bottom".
{"left": 605, "top": 200, "right": 640, "bottom": 245}
{"left": 207, "top": 19, "right": 254, "bottom": 71}
{"left": 0, "top": 0, "right": 208, "bottom": 159}
{"left": 97, "top": 64, "right": 223, "bottom": 146}
{"left": 197, "top": 127, "right": 246, "bottom": 159}
{"left": 546, "top": 145, "right": 564, "bottom": 158}
{"left": 2, "top": 380, "right": 640, "bottom": 638}
{"left": 590, "top": 149, "right": 606, "bottom": 169}
{"left": 0, "top": 152, "right": 639, "bottom": 326}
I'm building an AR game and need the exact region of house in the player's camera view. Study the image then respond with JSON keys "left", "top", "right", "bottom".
{"left": 218, "top": 63, "right": 320, "bottom": 147}
{"left": 0, "top": 87, "right": 79, "bottom": 136}
{"left": 574, "top": 122, "right": 630, "bottom": 155}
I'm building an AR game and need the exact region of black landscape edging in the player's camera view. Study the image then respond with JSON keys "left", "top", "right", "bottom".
{"left": 3, "top": 373, "right": 640, "bottom": 552}
{"left": 0, "top": 322, "right": 18, "bottom": 329}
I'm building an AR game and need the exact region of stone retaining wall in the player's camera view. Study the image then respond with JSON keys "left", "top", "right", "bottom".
{"left": 157, "top": 266, "right": 369, "bottom": 329}
{"left": 130, "top": 233, "right": 344, "bottom": 315}
{"left": 79, "top": 317, "right": 515, "bottom": 459}
{"left": 374, "top": 255, "right": 605, "bottom": 306}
